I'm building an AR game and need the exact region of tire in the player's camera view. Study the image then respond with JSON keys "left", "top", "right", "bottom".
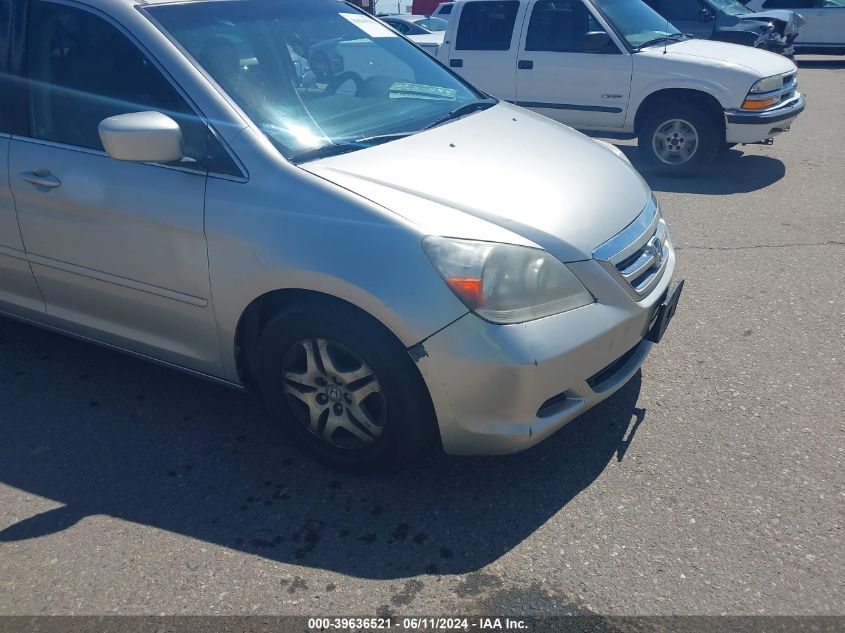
{"left": 638, "top": 101, "right": 721, "bottom": 177}
{"left": 256, "top": 300, "right": 436, "bottom": 472}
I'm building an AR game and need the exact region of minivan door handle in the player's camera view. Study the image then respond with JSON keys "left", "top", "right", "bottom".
{"left": 518, "top": 60, "right": 534, "bottom": 70}
{"left": 19, "top": 171, "right": 62, "bottom": 190}
{"left": 20, "top": 169, "right": 62, "bottom": 189}
{"left": 450, "top": 58, "right": 463, "bottom": 67}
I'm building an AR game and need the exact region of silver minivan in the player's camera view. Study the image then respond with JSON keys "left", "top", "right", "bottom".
{"left": 0, "top": 0, "right": 682, "bottom": 470}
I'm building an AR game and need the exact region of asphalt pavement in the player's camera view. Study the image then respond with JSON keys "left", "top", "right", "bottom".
{"left": 0, "top": 56, "right": 842, "bottom": 618}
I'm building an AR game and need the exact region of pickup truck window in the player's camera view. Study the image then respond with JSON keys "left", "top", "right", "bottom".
{"left": 592, "top": 0, "right": 684, "bottom": 49}
{"left": 525, "top": 0, "right": 608, "bottom": 52}
{"left": 456, "top": 1, "right": 521, "bottom": 50}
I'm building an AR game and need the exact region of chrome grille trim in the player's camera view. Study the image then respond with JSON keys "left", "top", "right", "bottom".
{"left": 593, "top": 197, "right": 669, "bottom": 300}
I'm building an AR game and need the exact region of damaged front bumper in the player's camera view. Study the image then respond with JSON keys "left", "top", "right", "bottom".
{"left": 414, "top": 248, "right": 677, "bottom": 456}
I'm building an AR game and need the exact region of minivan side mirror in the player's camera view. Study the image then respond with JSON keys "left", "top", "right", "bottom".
{"left": 98, "top": 111, "right": 184, "bottom": 163}
{"left": 699, "top": 6, "right": 715, "bottom": 20}
{"left": 583, "top": 31, "right": 612, "bottom": 53}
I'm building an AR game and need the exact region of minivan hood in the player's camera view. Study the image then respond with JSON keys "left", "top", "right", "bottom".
{"left": 653, "top": 38, "right": 796, "bottom": 76}
{"left": 300, "top": 103, "right": 650, "bottom": 262}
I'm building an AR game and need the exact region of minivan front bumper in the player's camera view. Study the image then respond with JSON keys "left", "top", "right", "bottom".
{"left": 414, "top": 246, "right": 677, "bottom": 456}
{"left": 725, "top": 92, "right": 805, "bottom": 144}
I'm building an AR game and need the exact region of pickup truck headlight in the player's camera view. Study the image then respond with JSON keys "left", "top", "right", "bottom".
{"left": 422, "top": 237, "right": 594, "bottom": 324}
{"left": 743, "top": 74, "right": 786, "bottom": 110}
{"left": 749, "top": 75, "right": 782, "bottom": 94}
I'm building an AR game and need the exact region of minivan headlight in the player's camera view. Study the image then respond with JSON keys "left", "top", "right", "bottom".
{"left": 422, "top": 237, "right": 594, "bottom": 324}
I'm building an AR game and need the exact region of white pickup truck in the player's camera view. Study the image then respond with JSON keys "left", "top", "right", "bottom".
{"left": 434, "top": 0, "right": 805, "bottom": 174}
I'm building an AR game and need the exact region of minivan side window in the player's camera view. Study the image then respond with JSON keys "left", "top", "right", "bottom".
{"left": 25, "top": 1, "right": 210, "bottom": 161}
{"left": 456, "top": 1, "right": 521, "bottom": 51}
{"left": 525, "top": 0, "right": 608, "bottom": 52}
{"left": 0, "top": 0, "right": 27, "bottom": 134}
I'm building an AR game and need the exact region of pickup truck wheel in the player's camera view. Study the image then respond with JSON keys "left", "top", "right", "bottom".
{"left": 256, "top": 303, "right": 436, "bottom": 472}
{"left": 639, "top": 104, "right": 720, "bottom": 177}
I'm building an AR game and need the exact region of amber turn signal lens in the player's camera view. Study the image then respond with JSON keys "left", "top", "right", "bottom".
{"left": 445, "top": 276, "right": 484, "bottom": 308}
{"left": 742, "top": 97, "right": 778, "bottom": 110}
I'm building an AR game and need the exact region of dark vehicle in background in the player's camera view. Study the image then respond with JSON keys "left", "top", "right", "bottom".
{"left": 643, "top": 0, "right": 805, "bottom": 56}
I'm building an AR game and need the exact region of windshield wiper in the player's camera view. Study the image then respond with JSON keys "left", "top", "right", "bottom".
{"left": 422, "top": 97, "right": 498, "bottom": 130}
{"left": 637, "top": 33, "right": 686, "bottom": 51}
{"left": 289, "top": 132, "right": 414, "bottom": 164}
{"left": 288, "top": 98, "right": 498, "bottom": 164}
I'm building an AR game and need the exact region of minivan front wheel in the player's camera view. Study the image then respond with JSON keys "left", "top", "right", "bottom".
{"left": 639, "top": 103, "right": 720, "bottom": 176}
{"left": 256, "top": 302, "right": 435, "bottom": 471}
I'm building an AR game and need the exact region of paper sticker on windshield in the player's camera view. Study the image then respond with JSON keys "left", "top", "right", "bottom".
{"left": 340, "top": 13, "right": 397, "bottom": 38}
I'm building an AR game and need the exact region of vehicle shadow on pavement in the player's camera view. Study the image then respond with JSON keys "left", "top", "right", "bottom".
{"left": 617, "top": 146, "right": 785, "bottom": 195}
{"left": 0, "top": 317, "right": 645, "bottom": 580}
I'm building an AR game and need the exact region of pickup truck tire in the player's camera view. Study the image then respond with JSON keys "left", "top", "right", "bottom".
{"left": 256, "top": 303, "right": 436, "bottom": 472}
{"left": 639, "top": 103, "right": 720, "bottom": 177}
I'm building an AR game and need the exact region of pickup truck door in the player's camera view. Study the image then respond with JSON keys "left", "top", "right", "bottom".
{"left": 444, "top": 0, "right": 526, "bottom": 100}
{"left": 514, "top": 0, "right": 632, "bottom": 129}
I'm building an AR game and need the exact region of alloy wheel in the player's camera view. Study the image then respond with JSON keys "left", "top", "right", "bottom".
{"left": 652, "top": 118, "right": 699, "bottom": 165}
{"left": 281, "top": 338, "right": 386, "bottom": 449}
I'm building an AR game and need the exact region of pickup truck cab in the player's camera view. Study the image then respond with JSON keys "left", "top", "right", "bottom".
{"left": 436, "top": 0, "right": 806, "bottom": 174}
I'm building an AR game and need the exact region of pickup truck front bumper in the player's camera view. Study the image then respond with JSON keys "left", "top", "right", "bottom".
{"left": 724, "top": 92, "right": 805, "bottom": 144}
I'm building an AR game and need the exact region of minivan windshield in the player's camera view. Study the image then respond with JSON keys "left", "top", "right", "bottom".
{"left": 146, "top": 0, "right": 484, "bottom": 161}
{"left": 592, "top": 0, "right": 685, "bottom": 49}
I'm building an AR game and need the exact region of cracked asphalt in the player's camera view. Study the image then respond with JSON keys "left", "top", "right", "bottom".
{"left": 1, "top": 57, "right": 843, "bottom": 618}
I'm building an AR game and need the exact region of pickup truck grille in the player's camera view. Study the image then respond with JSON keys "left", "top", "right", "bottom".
{"left": 593, "top": 197, "right": 669, "bottom": 300}
{"left": 781, "top": 72, "right": 797, "bottom": 101}
{"left": 782, "top": 72, "right": 796, "bottom": 90}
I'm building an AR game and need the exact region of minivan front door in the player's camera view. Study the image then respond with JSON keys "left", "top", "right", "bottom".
{"left": 10, "top": 0, "right": 222, "bottom": 375}
{"left": 515, "top": 0, "right": 632, "bottom": 128}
